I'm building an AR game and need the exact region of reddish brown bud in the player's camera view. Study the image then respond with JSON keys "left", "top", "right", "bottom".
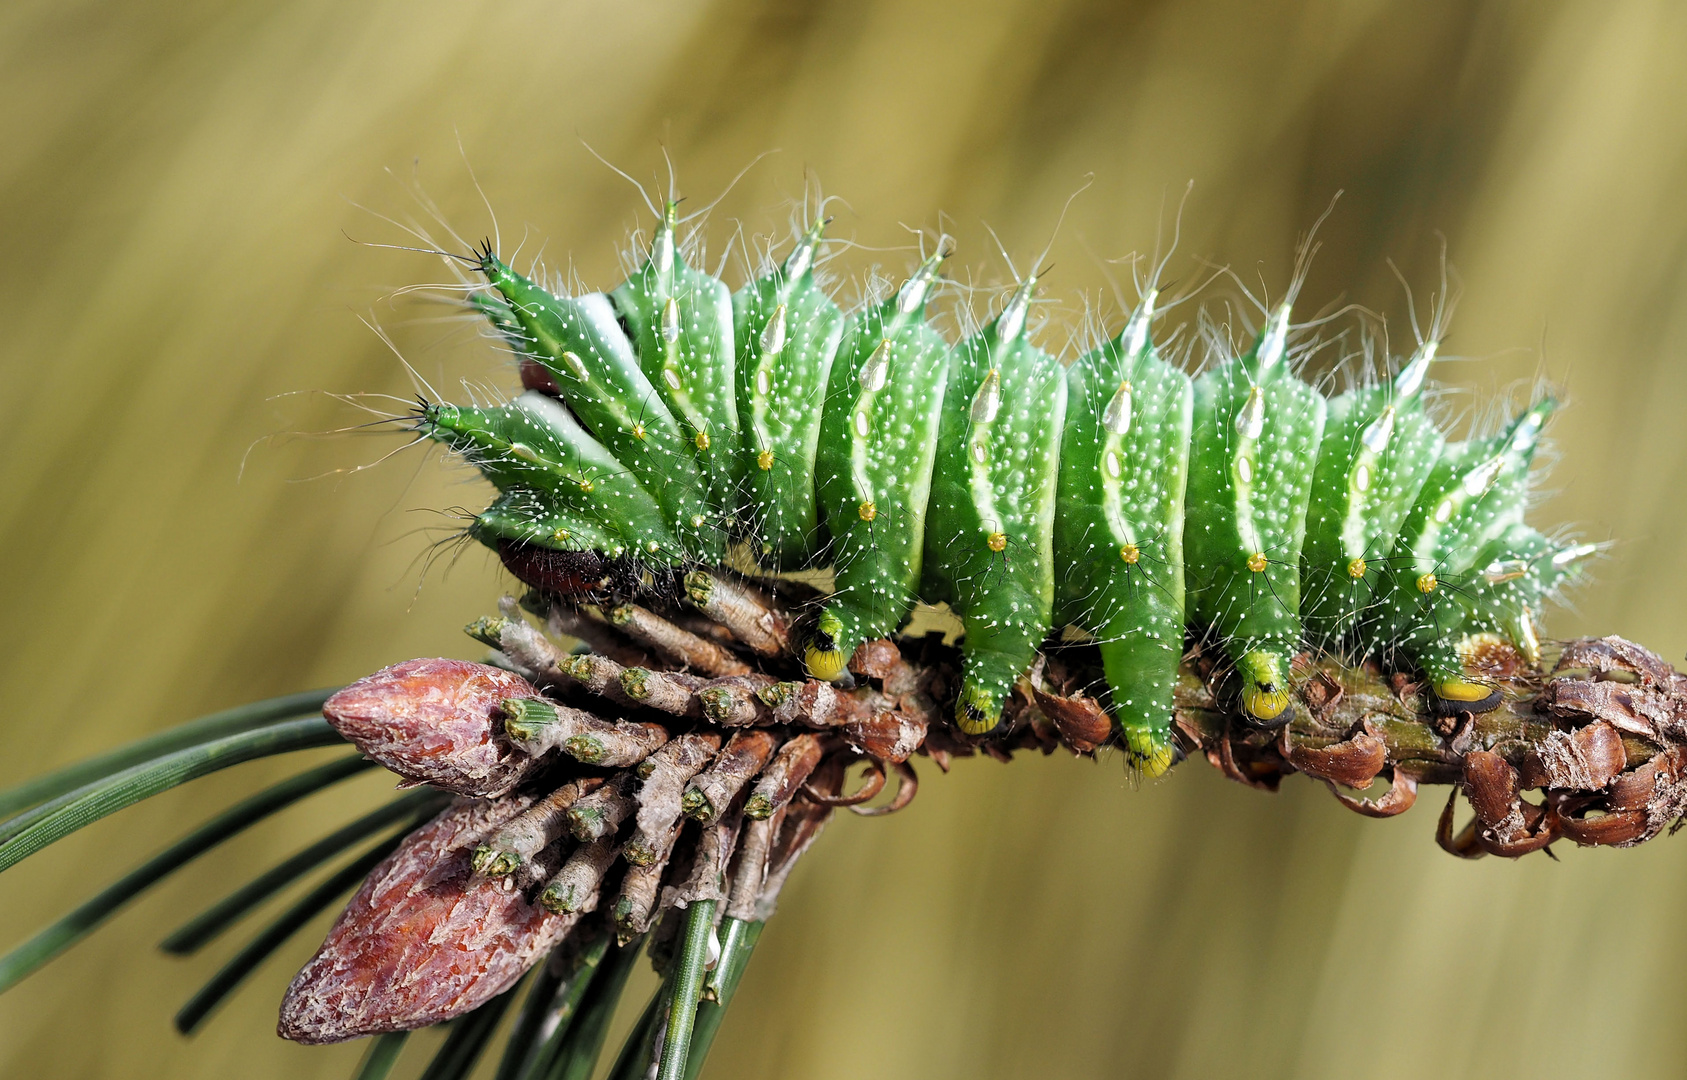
{"left": 278, "top": 796, "right": 573, "bottom": 1043}
{"left": 323, "top": 658, "right": 540, "bottom": 797}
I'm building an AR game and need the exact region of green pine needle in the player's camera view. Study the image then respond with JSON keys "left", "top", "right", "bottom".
{"left": 173, "top": 828, "right": 408, "bottom": 1035}
{"left": 160, "top": 787, "right": 448, "bottom": 955}
{"left": 0, "top": 754, "right": 371, "bottom": 993}
{"left": 0, "top": 688, "right": 338, "bottom": 820}
{"left": 0, "top": 717, "right": 346, "bottom": 874}
{"left": 352, "top": 1031, "right": 409, "bottom": 1080}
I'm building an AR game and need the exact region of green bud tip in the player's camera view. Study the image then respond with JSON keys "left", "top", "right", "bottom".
{"left": 563, "top": 735, "right": 607, "bottom": 765}
{"left": 680, "top": 787, "right": 710, "bottom": 819}
{"left": 684, "top": 571, "right": 715, "bottom": 606}
{"left": 619, "top": 668, "right": 652, "bottom": 700}
{"left": 500, "top": 697, "right": 556, "bottom": 740}
{"left": 464, "top": 616, "right": 510, "bottom": 649}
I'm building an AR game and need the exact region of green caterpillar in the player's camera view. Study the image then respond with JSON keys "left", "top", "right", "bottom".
{"left": 417, "top": 198, "right": 1589, "bottom": 776}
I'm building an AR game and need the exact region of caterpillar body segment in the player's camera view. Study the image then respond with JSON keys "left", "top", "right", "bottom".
{"left": 1457, "top": 526, "right": 1593, "bottom": 667}
{"left": 474, "top": 490, "right": 623, "bottom": 561}
{"left": 731, "top": 220, "right": 845, "bottom": 569}
{"left": 1053, "top": 298, "right": 1193, "bottom": 774}
{"left": 1183, "top": 306, "right": 1328, "bottom": 726}
{"left": 421, "top": 393, "right": 681, "bottom": 561}
{"left": 432, "top": 204, "right": 1583, "bottom": 772}
{"left": 1362, "top": 398, "right": 1556, "bottom": 703}
{"left": 610, "top": 203, "right": 744, "bottom": 532}
{"left": 473, "top": 251, "right": 718, "bottom": 559}
{"left": 1300, "top": 342, "right": 1445, "bottom": 646}
{"left": 806, "top": 255, "right": 951, "bottom": 683}
{"left": 922, "top": 279, "right": 1068, "bottom": 734}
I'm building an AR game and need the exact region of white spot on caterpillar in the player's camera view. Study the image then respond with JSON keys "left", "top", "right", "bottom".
{"left": 1256, "top": 302, "right": 1292, "bottom": 373}
{"left": 1394, "top": 340, "right": 1436, "bottom": 399}
{"left": 661, "top": 297, "right": 680, "bottom": 344}
{"left": 1122, "top": 289, "right": 1158, "bottom": 358}
{"left": 663, "top": 367, "right": 683, "bottom": 391}
{"left": 1104, "top": 451, "right": 1122, "bottom": 479}
{"left": 785, "top": 237, "right": 814, "bottom": 281}
{"left": 653, "top": 227, "right": 675, "bottom": 278}
{"left": 997, "top": 283, "right": 1032, "bottom": 343}
{"left": 1236, "top": 387, "right": 1265, "bottom": 440}
{"left": 971, "top": 369, "right": 1002, "bottom": 423}
{"left": 853, "top": 409, "right": 870, "bottom": 438}
{"left": 859, "top": 339, "right": 891, "bottom": 391}
{"left": 1102, "top": 380, "right": 1134, "bottom": 436}
{"left": 1434, "top": 499, "right": 1454, "bottom": 523}
{"left": 761, "top": 304, "right": 787, "bottom": 356}
{"left": 755, "top": 369, "right": 771, "bottom": 396}
{"left": 1552, "top": 543, "right": 1598, "bottom": 567}
{"left": 1353, "top": 463, "right": 1371, "bottom": 492}
{"left": 1461, "top": 455, "right": 1506, "bottom": 497}
{"left": 1361, "top": 406, "right": 1395, "bottom": 454}
{"left": 1236, "top": 456, "right": 1253, "bottom": 483}
{"left": 560, "top": 351, "right": 590, "bottom": 382}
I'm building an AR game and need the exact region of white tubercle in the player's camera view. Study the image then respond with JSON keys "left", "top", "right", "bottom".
{"left": 1552, "top": 543, "right": 1599, "bottom": 567}
{"left": 1121, "top": 288, "right": 1159, "bottom": 358}
{"left": 1461, "top": 453, "right": 1507, "bottom": 497}
{"left": 895, "top": 259, "right": 939, "bottom": 315}
{"left": 560, "top": 350, "right": 590, "bottom": 382}
{"left": 1102, "top": 379, "right": 1134, "bottom": 437}
{"left": 996, "top": 282, "right": 1033, "bottom": 344}
{"left": 652, "top": 226, "right": 675, "bottom": 279}
{"left": 760, "top": 304, "right": 788, "bottom": 356}
{"left": 1360, "top": 405, "right": 1396, "bottom": 454}
{"left": 660, "top": 297, "right": 681, "bottom": 344}
{"left": 1393, "top": 339, "right": 1438, "bottom": 400}
{"left": 1256, "top": 302, "right": 1292, "bottom": 373}
{"left": 970, "top": 369, "right": 1002, "bottom": 423}
{"left": 858, "top": 339, "right": 891, "bottom": 391}
{"left": 784, "top": 237, "right": 814, "bottom": 281}
{"left": 1482, "top": 559, "right": 1531, "bottom": 583}
{"left": 1235, "top": 386, "right": 1266, "bottom": 440}
{"left": 1507, "top": 406, "right": 1548, "bottom": 458}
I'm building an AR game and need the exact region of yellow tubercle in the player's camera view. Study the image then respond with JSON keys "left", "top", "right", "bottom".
{"left": 1237, "top": 650, "right": 1292, "bottom": 723}
{"left": 1120, "top": 543, "right": 1140, "bottom": 564}
{"left": 1241, "top": 682, "right": 1292, "bottom": 722}
{"left": 804, "top": 645, "right": 849, "bottom": 684}
{"left": 1346, "top": 557, "right": 1367, "bottom": 579}
{"left": 857, "top": 500, "right": 877, "bottom": 522}
{"left": 985, "top": 531, "right": 1007, "bottom": 552}
{"left": 1434, "top": 678, "right": 1497, "bottom": 704}
{"left": 955, "top": 683, "right": 1001, "bottom": 735}
{"left": 1416, "top": 572, "right": 1438, "bottom": 594}
{"left": 756, "top": 449, "right": 774, "bottom": 470}
{"left": 1123, "top": 726, "right": 1177, "bottom": 778}
{"left": 1246, "top": 551, "right": 1268, "bottom": 573}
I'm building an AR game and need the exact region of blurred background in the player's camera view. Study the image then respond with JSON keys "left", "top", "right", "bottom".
{"left": 4, "top": 0, "right": 1687, "bottom": 1076}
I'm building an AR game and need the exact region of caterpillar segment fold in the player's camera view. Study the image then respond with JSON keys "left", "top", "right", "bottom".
{"left": 472, "top": 247, "right": 717, "bottom": 559}
{"left": 1300, "top": 338, "right": 1444, "bottom": 645}
{"left": 611, "top": 201, "right": 744, "bottom": 534}
{"left": 923, "top": 276, "right": 1066, "bottom": 735}
{"left": 731, "top": 216, "right": 844, "bottom": 569}
{"left": 1054, "top": 293, "right": 1192, "bottom": 774}
{"left": 807, "top": 252, "right": 951, "bottom": 684}
{"left": 1183, "top": 304, "right": 1327, "bottom": 728}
